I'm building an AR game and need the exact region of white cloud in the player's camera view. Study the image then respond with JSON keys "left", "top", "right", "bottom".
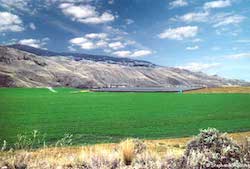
{"left": 113, "top": 50, "right": 152, "bottom": 57}
{"left": 78, "top": 42, "right": 95, "bottom": 49}
{"left": 125, "top": 19, "right": 134, "bottom": 25}
{"left": 178, "top": 12, "right": 209, "bottom": 23}
{"left": 186, "top": 45, "right": 199, "bottom": 50}
{"left": 174, "top": 12, "right": 245, "bottom": 30}
{"left": 53, "top": 0, "right": 93, "bottom": 2}
{"left": 104, "top": 26, "right": 128, "bottom": 36}
{"left": 78, "top": 12, "right": 115, "bottom": 24}
{"left": 108, "top": 0, "right": 114, "bottom": 4}
{"left": 18, "top": 38, "right": 48, "bottom": 48}
{"left": 85, "top": 33, "right": 108, "bottom": 39}
{"left": 204, "top": 0, "right": 231, "bottom": 10}
{"left": 113, "top": 50, "right": 131, "bottom": 57}
{"left": 59, "top": 3, "right": 96, "bottom": 19}
{"left": 130, "top": 50, "right": 152, "bottom": 57}
{"left": 70, "top": 34, "right": 152, "bottom": 56}
{"left": 0, "top": 0, "right": 29, "bottom": 12}
{"left": 96, "top": 40, "right": 108, "bottom": 48}
{"left": 125, "top": 40, "right": 136, "bottom": 45}
{"left": 213, "top": 14, "right": 245, "bottom": 27}
{"left": 236, "top": 39, "right": 250, "bottom": 43}
{"left": 69, "top": 37, "right": 88, "bottom": 44}
{"left": 192, "top": 38, "right": 202, "bottom": 42}
{"left": 178, "top": 62, "right": 220, "bottom": 72}
{"left": 108, "top": 41, "right": 125, "bottom": 50}
{"left": 69, "top": 37, "right": 96, "bottom": 50}
{"left": 29, "top": 23, "right": 36, "bottom": 30}
{"left": 59, "top": 3, "right": 115, "bottom": 24}
{"left": 69, "top": 32, "right": 152, "bottom": 55}
{"left": 175, "top": 10, "right": 245, "bottom": 29}
{"left": 226, "top": 53, "right": 250, "bottom": 59}
{"left": 42, "top": 37, "right": 50, "bottom": 41}
{"left": 215, "top": 26, "right": 240, "bottom": 36}
{"left": 169, "top": 0, "right": 188, "bottom": 8}
{"left": 69, "top": 33, "right": 110, "bottom": 50}
{"left": 103, "top": 49, "right": 112, "bottom": 53}
{"left": 158, "top": 26, "right": 199, "bottom": 40}
{"left": 0, "top": 12, "right": 24, "bottom": 32}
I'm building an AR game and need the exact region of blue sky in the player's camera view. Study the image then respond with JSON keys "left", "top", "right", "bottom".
{"left": 0, "top": 0, "right": 250, "bottom": 81}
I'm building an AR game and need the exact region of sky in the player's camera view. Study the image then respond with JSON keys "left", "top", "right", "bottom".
{"left": 0, "top": 0, "right": 250, "bottom": 81}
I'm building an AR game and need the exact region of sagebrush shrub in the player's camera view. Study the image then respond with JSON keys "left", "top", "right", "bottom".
{"left": 81, "top": 151, "right": 122, "bottom": 169}
{"left": 184, "top": 128, "right": 245, "bottom": 168}
{"left": 131, "top": 139, "right": 147, "bottom": 154}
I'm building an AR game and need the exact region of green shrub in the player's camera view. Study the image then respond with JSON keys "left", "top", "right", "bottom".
{"left": 1, "top": 140, "right": 7, "bottom": 151}
{"left": 55, "top": 134, "right": 73, "bottom": 147}
{"left": 14, "top": 130, "right": 46, "bottom": 150}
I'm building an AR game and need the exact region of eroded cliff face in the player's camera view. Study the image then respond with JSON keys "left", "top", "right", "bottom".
{"left": 0, "top": 46, "right": 249, "bottom": 88}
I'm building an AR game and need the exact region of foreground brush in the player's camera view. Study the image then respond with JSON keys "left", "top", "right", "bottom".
{"left": 0, "top": 128, "right": 250, "bottom": 169}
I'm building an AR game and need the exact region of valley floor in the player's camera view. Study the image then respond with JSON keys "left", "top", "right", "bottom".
{"left": 1, "top": 87, "right": 250, "bottom": 145}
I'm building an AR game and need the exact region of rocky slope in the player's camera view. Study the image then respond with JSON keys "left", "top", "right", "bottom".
{"left": 0, "top": 45, "right": 249, "bottom": 88}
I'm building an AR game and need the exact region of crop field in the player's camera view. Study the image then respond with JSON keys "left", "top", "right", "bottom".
{"left": 0, "top": 88, "right": 250, "bottom": 145}
{"left": 185, "top": 86, "right": 250, "bottom": 93}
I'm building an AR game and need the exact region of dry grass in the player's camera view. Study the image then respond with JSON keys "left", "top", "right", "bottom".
{"left": 185, "top": 87, "right": 250, "bottom": 93}
{"left": 0, "top": 131, "right": 249, "bottom": 168}
{"left": 120, "top": 139, "right": 135, "bottom": 165}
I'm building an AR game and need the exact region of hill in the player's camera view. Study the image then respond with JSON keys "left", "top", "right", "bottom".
{"left": 0, "top": 45, "right": 249, "bottom": 88}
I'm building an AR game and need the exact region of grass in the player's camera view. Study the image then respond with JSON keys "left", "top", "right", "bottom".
{"left": 185, "top": 86, "right": 250, "bottom": 93}
{"left": 0, "top": 87, "right": 250, "bottom": 146}
{"left": 120, "top": 139, "right": 135, "bottom": 165}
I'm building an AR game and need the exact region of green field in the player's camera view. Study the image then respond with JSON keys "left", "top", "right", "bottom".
{"left": 0, "top": 88, "right": 250, "bottom": 145}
